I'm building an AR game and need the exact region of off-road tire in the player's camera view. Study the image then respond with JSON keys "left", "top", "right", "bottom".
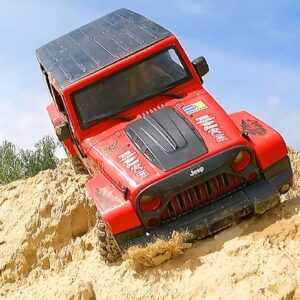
{"left": 96, "top": 216, "right": 122, "bottom": 263}
{"left": 71, "top": 155, "right": 88, "bottom": 174}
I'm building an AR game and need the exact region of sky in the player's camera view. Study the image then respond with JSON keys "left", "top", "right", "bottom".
{"left": 0, "top": 0, "right": 299, "bottom": 155}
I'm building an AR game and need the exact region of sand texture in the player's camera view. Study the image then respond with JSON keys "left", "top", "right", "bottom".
{"left": 0, "top": 149, "right": 299, "bottom": 300}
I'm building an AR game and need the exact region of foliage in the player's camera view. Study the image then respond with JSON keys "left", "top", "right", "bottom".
{"left": 0, "top": 136, "right": 59, "bottom": 184}
{"left": 0, "top": 141, "right": 24, "bottom": 184}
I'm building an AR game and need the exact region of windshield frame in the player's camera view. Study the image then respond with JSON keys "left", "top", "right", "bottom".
{"left": 71, "top": 46, "right": 193, "bottom": 129}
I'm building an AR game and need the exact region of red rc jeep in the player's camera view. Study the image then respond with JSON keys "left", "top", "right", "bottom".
{"left": 37, "top": 9, "right": 293, "bottom": 262}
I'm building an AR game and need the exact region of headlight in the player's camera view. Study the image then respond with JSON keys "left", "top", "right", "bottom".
{"left": 139, "top": 195, "right": 161, "bottom": 211}
{"left": 232, "top": 150, "right": 251, "bottom": 172}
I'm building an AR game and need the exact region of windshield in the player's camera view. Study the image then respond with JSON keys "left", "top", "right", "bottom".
{"left": 72, "top": 47, "right": 191, "bottom": 128}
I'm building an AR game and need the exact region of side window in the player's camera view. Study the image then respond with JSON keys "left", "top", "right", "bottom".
{"left": 40, "top": 66, "right": 52, "bottom": 94}
{"left": 40, "top": 65, "right": 65, "bottom": 114}
{"left": 51, "top": 85, "right": 65, "bottom": 113}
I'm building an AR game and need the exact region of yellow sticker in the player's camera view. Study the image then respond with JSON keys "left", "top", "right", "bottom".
{"left": 183, "top": 101, "right": 208, "bottom": 115}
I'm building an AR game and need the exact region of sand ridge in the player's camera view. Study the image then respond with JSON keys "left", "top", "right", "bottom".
{"left": 0, "top": 149, "right": 299, "bottom": 299}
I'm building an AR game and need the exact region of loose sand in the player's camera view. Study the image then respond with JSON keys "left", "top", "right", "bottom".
{"left": 0, "top": 149, "right": 299, "bottom": 300}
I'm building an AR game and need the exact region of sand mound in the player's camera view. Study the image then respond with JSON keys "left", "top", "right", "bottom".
{"left": 0, "top": 166, "right": 97, "bottom": 284}
{"left": 123, "top": 232, "right": 192, "bottom": 267}
{"left": 0, "top": 149, "right": 299, "bottom": 299}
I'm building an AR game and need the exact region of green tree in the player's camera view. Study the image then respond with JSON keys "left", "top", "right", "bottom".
{"left": 0, "top": 141, "right": 23, "bottom": 184}
{"left": 20, "top": 136, "right": 59, "bottom": 177}
{"left": 0, "top": 136, "right": 59, "bottom": 184}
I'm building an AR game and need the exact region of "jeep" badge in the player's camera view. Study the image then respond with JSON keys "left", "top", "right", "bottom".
{"left": 189, "top": 166, "right": 205, "bottom": 177}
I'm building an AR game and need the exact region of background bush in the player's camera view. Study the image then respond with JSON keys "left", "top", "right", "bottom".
{"left": 0, "top": 136, "right": 59, "bottom": 184}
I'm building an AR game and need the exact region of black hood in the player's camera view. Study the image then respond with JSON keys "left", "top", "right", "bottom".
{"left": 125, "top": 107, "right": 207, "bottom": 171}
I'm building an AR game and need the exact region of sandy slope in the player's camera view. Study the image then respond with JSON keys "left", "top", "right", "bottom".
{"left": 0, "top": 149, "right": 299, "bottom": 300}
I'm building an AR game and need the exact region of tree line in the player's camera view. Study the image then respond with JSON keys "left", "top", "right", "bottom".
{"left": 0, "top": 136, "right": 59, "bottom": 185}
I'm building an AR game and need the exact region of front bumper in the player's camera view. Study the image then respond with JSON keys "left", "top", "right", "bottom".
{"left": 114, "top": 155, "right": 293, "bottom": 250}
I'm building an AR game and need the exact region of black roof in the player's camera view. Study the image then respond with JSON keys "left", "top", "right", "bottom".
{"left": 36, "top": 8, "right": 172, "bottom": 89}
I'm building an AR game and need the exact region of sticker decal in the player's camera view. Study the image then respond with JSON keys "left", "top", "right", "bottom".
{"left": 182, "top": 100, "right": 207, "bottom": 115}
{"left": 196, "top": 114, "right": 228, "bottom": 143}
{"left": 241, "top": 119, "right": 267, "bottom": 136}
{"left": 119, "top": 150, "right": 149, "bottom": 179}
{"left": 102, "top": 141, "right": 120, "bottom": 155}
{"left": 189, "top": 166, "right": 205, "bottom": 177}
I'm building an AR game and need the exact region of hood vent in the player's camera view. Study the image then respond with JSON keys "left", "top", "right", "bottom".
{"left": 140, "top": 104, "right": 165, "bottom": 117}
{"left": 125, "top": 107, "right": 207, "bottom": 171}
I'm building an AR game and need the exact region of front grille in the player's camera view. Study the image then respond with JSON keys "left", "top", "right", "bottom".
{"left": 161, "top": 174, "right": 245, "bottom": 221}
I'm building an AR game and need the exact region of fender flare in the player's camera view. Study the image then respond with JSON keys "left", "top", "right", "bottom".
{"left": 230, "top": 111, "right": 288, "bottom": 169}
{"left": 86, "top": 173, "right": 141, "bottom": 235}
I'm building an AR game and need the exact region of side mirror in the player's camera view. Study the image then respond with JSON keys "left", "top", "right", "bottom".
{"left": 192, "top": 56, "right": 209, "bottom": 79}
{"left": 55, "top": 121, "right": 72, "bottom": 142}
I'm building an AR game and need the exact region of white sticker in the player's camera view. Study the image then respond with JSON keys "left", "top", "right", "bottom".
{"left": 196, "top": 115, "right": 228, "bottom": 143}
{"left": 119, "top": 150, "right": 149, "bottom": 179}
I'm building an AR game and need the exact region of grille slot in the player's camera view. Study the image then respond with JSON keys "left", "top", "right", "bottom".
{"left": 161, "top": 174, "right": 245, "bottom": 221}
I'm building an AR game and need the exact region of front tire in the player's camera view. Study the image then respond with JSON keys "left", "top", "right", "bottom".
{"left": 71, "top": 155, "right": 88, "bottom": 174}
{"left": 96, "top": 216, "right": 122, "bottom": 263}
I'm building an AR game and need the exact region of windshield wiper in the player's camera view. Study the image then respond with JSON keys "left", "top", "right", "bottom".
{"left": 83, "top": 90, "right": 183, "bottom": 127}
{"left": 106, "top": 115, "right": 134, "bottom": 122}
{"left": 84, "top": 114, "right": 134, "bottom": 127}
{"left": 154, "top": 90, "right": 184, "bottom": 99}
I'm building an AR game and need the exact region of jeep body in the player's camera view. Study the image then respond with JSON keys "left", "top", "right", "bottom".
{"left": 37, "top": 9, "right": 293, "bottom": 250}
